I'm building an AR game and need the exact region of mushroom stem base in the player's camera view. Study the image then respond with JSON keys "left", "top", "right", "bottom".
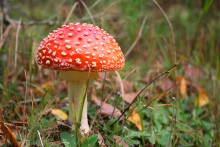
{"left": 68, "top": 81, "right": 89, "bottom": 134}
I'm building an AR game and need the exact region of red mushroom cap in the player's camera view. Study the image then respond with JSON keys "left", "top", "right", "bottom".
{"left": 36, "top": 23, "right": 124, "bottom": 72}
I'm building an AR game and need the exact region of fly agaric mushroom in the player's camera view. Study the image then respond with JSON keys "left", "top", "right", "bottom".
{"left": 36, "top": 23, "right": 124, "bottom": 134}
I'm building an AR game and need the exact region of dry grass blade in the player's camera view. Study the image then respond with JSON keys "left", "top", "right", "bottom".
{"left": 63, "top": 2, "right": 78, "bottom": 25}
{"left": 80, "top": 0, "right": 95, "bottom": 24}
{"left": 154, "top": 104, "right": 172, "bottom": 107}
{"left": 14, "top": 19, "right": 21, "bottom": 71}
{"left": 128, "top": 85, "right": 174, "bottom": 120}
{"left": 0, "top": 121, "right": 20, "bottom": 147}
{"left": 112, "top": 64, "right": 178, "bottom": 125}
{"left": 125, "top": 16, "right": 147, "bottom": 58}
{"left": 153, "top": 0, "right": 176, "bottom": 63}
{"left": 37, "top": 130, "right": 44, "bottom": 147}
{"left": 0, "top": 25, "right": 13, "bottom": 48}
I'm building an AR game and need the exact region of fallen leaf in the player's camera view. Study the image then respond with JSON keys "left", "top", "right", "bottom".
{"left": 158, "top": 78, "right": 175, "bottom": 92}
{"left": 98, "top": 72, "right": 108, "bottom": 79}
{"left": 57, "top": 82, "right": 67, "bottom": 94}
{"left": 126, "top": 107, "right": 142, "bottom": 131}
{"left": 122, "top": 80, "right": 134, "bottom": 93}
{"left": 51, "top": 109, "right": 68, "bottom": 120}
{"left": 91, "top": 91, "right": 122, "bottom": 118}
{"left": 114, "top": 136, "right": 128, "bottom": 147}
{"left": 176, "top": 76, "right": 187, "bottom": 98}
{"left": 142, "top": 71, "right": 155, "bottom": 83}
{"left": 33, "top": 81, "right": 54, "bottom": 95}
{"left": 195, "top": 89, "right": 209, "bottom": 107}
{"left": 184, "top": 64, "right": 204, "bottom": 80}
{"left": 0, "top": 121, "right": 20, "bottom": 147}
{"left": 123, "top": 92, "right": 139, "bottom": 104}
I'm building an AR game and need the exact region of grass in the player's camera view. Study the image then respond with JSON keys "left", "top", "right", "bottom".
{"left": 0, "top": 0, "right": 219, "bottom": 146}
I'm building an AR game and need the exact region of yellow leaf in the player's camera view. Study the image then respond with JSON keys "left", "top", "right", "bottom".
{"left": 176, "top": 76, "right": 187, "bottom": 98}
{"left": 51, "top": 109, "right": 68, "bottom": 120}
{"left": 195, "top": 89, "right": 209, "bottom": 107}
{"left": 126, "top": 107, "right": 142, "bottom": 131}
{"left": 0, "top": 121, "right": 20, "bottom": 147}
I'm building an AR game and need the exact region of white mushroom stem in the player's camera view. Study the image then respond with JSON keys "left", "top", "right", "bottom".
{"left": 60, "top": 71, "right": 99, "bottom": 134}
{"left": 68, "top": 81, "right": 89, "bottom": 134}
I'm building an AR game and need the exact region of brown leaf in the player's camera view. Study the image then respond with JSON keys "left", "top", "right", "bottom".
{"left": 176, "top": 76, "right": 187, "bottom": 98}
{"left": 91, "top": 92, "right": 122, "bottom": 118}
{"left": 0, "top": 121, "right": 20, "bottom": 147}
{"left": 114, "top": 135, "right": 128, "bottom": 147}
{"left": 98, "top": 72, "right": 111, "bottom": 82}
{"left": 195, "top": 88, "right": 209, "bottom": 107}
{"left": 158, "top": 78, "right": 175, "bottom": 92}
{"left": 123, "top": 92, "right": 139, "bottom": 104}
{"left": 122, "top": 80, "right": 134, "bottom": 93}
{"left": 57, "top": 81, "right": 67, "bottom": 93}
{"left": 98, "top": 72, "right": 107, "bottom": 79}
{"left": 184, "top": 64, "right": 204, "bottom": 80}
{"left": 33, "top": 81, "right": 54, "bottom": 95}
{"left": 126, "top": 107, "right": 142, "bottom": 131}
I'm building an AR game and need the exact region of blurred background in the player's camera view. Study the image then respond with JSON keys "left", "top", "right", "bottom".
{"left": 0, "top": 0, "right": 219, "bottom": 146}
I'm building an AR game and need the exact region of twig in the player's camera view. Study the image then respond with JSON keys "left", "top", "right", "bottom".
{"left": 0, "top": 24, "right": 12, "bottom": 48}
{"left": 124, "top": 16, "right": 147, "bottom": 58}
{"left": 37, "top": 130, "right": 44, "bottom": 147}
{"left": 14, "top": 19, "right": 22, "bottom": 71}
{"left": 24, "top": 68, "right": 28, "bottom": 117}
{"left": 112, "top": 63, "right": 178, "bottom": 125}
{"left": 134, "top": 86, "right": 175, "bottom": 117}
{"left": 89, "top": 0, "right": 102, "bottom": 9}
{"left": 80, "top": 0, "right": 95, "bottom": 24}
{"left": 123, "top": 68, "right": 136, "bottom": 80}
{"left": 63, "top": 2, "right": 78, "bottom": 25}
{"left": 90, "top": 68, "right": 137, "bottom": 129}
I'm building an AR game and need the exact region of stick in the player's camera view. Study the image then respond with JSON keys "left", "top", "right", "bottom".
{"left": 63, "top": 2, "right": 78, "bottom": 25}
{"left": 112, "top": 63, "right": 178, "bottom": 125}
